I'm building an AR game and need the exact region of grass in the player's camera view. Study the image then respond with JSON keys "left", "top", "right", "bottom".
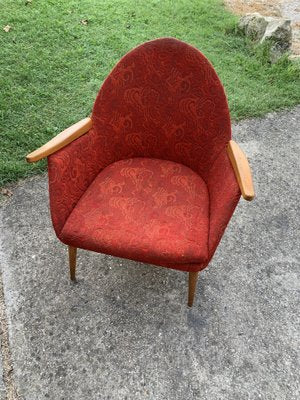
{"left": 0, "top": 0, "right": 299, "bottom": 186}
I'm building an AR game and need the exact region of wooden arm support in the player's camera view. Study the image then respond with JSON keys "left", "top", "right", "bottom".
{"left": 227, "top": 140, "right": 255, "bottom": 201}
{"left": 26, "top": 117, "right": 93, "bottom": 163}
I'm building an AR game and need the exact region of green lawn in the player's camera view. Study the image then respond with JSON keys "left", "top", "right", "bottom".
{"left": 0, "top": 0, "right": 299, "bottom": 186}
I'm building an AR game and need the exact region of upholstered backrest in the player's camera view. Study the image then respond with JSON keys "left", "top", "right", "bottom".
{"left": 92, "top": 37, "right": 231, "bottom": 181}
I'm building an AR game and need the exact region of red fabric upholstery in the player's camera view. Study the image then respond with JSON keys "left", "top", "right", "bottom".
{"left": 207, "top": 148, "right": 241, "bottom": 260}
{"left": 92, "top": 37, "right": 231, "bottom": 181}
{"left": 60, "top": 158, "right": 209, "bottom": 266}
{"left": 48, "top": 127, "right": 102, "bottom": 236}
{"left": 48, "top": 37, "right": 241, "bottom": 272}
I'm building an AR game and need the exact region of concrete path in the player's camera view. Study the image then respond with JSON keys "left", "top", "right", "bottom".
{"left": 0, "top": 107, "right": 299, "bottom": 400}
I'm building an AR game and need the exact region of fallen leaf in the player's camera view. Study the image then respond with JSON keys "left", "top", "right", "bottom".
{"left": 0, "top": 188, "right": 13, "bottom": 197}
{"left": 80, "top": 19, "right": 88, "bottom": 25}
{"left": 3, "top": 25, "right": 12, "bottom": 33}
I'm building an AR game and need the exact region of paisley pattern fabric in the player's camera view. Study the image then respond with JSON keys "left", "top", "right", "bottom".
{"left": 207, "top": 148, "right": 241, "bottom": 259}
{"left": 92, "top": 37, "right": 231, "bottom": 182}
{"left": 60, "top": 158, "right": 209, "bottom": 266}
{"left": 48, "top": 126, "right": 103, "bottom": 236}
{"left": 48, "top": 37, "right": 241, "bottom": 273}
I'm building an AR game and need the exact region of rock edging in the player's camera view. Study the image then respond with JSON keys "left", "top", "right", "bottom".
{"left": 238, "top": 12, "right": 292, "bottom": 63}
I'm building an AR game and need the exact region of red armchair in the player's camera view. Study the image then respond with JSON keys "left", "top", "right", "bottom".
{"left": 26, "top": 38, "right": 254, "bottom": 306}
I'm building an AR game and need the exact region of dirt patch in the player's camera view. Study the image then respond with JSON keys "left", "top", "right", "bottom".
{"left": 224, "top": 0, "right": 300, "bottom": 55}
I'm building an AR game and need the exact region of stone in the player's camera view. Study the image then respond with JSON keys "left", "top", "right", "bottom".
{"left": 238, "top": 13, "right": 292, "bottom": 62}
{"left": 238, "top": 13, "right": 268, "bottom": 41}
{"left": 261, "top": 17, "right": 292, "bottom": 62}
{"left": 262, "top": 17, "right": 292, "bottom": 48}
{"left": 269, "top": 43, "right": 287, "bottom": 63}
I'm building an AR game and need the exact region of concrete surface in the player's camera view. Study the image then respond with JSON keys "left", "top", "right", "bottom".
{"left": 0, "top": 106, "right": 299, "bottom": 399}
{"left": 0, "top": 338, "right": 5, "bottom": 400}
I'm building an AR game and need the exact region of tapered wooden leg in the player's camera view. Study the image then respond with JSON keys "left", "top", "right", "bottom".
{"left": 188, "top": 271, "right": 199, "bottom": 307}
{"left": 68, "top": 246, "right": 77, "bottom": 281}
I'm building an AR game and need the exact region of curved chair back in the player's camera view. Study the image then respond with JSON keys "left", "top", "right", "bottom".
{"left": 92, "top": 37, "right": 231, "bottom": 180}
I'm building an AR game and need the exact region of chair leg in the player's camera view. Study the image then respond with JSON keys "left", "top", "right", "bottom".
{"left": 68, "top": 246, "right": 77, "bottom": 281}
{"left": 188, "top": 271, "right": 199, "bottom": 307}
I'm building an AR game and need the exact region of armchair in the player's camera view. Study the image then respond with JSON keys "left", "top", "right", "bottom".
{"left": 26, "top": 38, "right": 254, "bottom": 306}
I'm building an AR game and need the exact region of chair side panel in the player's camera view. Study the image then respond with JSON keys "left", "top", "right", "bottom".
{"left": 48, "top": 127, "right": 103, "bottom": 237}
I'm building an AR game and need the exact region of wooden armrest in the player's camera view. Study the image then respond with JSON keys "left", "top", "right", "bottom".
{"left": 227, "top": 140, "right": 255, "bottom": 201}
{"left": 26, "top": 117, "right": 93, "bottom": 163}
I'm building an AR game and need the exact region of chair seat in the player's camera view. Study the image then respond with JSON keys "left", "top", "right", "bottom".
{"left": 60, "top": 158, "right": 209, "bottom": 266}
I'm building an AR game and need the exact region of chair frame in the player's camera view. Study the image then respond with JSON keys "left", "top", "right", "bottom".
{"left": 27, "top": 117, "right": 255, "bottom": 306}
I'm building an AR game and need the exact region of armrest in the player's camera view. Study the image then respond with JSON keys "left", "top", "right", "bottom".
{"left": 26, "top": 117, "right": 93, "bottom": 163}
{"left": 227, "top": 140, "right": 255, "bottom": 201}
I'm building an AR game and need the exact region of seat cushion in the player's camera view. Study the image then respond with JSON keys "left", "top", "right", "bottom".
{"left": 60, "top": 158, "right": 209, "bottom": 266}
